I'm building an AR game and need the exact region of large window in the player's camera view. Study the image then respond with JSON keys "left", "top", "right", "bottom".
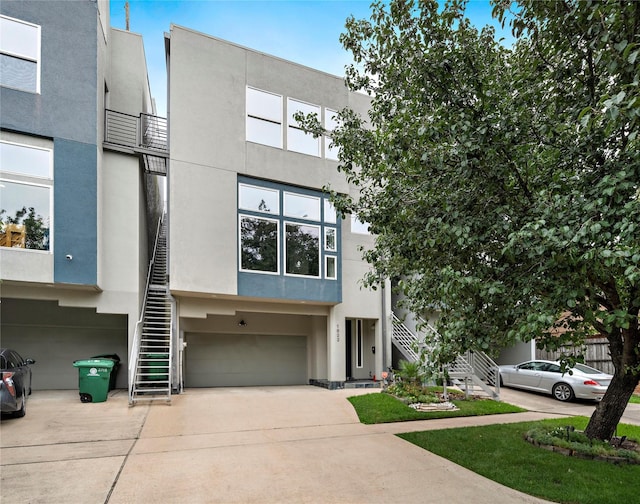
{"left": 239, "top": 215, "right": 279, "bottom": 273}
{"left": 0, "top": 15, "right": 40, "bottom": 93}
{"left": 246, "top": 87, "right": 282, "bottom": 148}
{"left": 238, "top": 178, "right": 339, "bottom": 280}
{"left": 285, "top": 223, "right": 320, "bottom": 277}
{"left": 0, "top": 140, "right": 52, "bottom": 251}
{"left": 287, "top": 98, "right": 320, "bottom": 156}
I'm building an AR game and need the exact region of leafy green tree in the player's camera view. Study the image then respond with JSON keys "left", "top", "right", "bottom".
{"left": 298, "top": 0, "right": 640, "bottom": 440}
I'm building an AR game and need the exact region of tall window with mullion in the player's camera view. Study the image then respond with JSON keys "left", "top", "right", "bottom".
{"left": 287, "top": 98, "right": 320, "bottom": 157}
{"left": 0, "top": 15, "right": 40, "bottom": 93}
{"left": 285, "top": 222, "right": 320, "bottom": 277}
{"left": 246, "top": 87, "right": 282, "bottom": 148}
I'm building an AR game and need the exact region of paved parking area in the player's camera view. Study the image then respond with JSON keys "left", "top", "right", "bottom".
{"left": 2, "top": 386, "right": 638, "bottom": 504}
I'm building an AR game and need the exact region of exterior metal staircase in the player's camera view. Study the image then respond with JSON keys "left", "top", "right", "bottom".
{"left": 129, "top": 215, "right": 172, "bottom": 405}
{"left": 391, "top": 313, "right": 500, "bottom": 400}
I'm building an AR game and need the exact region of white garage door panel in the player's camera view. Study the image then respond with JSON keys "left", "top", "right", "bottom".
{"left": 186, "top": 333, "right": 307, "bottom": 387}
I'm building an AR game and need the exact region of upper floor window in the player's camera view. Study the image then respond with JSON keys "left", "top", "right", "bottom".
{"left": 246, "top": 87, "right": 282, "bottom": 148}
{"left": 0, "top": 15, "right": 40, "bottom": 93}
{"left": 324, "top": 109, "right": 339, "bottom": 160}
{"left": 351, "top": 214, "right": 371, "bottom": 235}
{"left": 0, "top": 139, "right": 53, "bottom": 251}
{"left": 287, "top": 98, "right": 320, "bottom": 157}
{"left": 245, "top": 87, "right": 340, "bottom": 162}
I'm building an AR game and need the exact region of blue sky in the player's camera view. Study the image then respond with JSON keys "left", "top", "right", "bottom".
{"left": 109, "top": 0, "right": 506, "bottom": 117}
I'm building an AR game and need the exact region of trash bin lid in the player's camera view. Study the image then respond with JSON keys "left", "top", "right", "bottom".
{"left": 91, "top": 354, "right": 121, "bottom": 363}
{"left": 73, "top": 358, "right": 115, "bottom": 369}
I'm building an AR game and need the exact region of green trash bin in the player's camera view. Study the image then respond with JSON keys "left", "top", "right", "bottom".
{"left": 91, "top": 354, "right": 120, "bottom": 391}
{"left": 144, "top": 353, "right": 168, "bottom": 381}
{"left": 72, "top": 359, "right": 114, "bottom": 403}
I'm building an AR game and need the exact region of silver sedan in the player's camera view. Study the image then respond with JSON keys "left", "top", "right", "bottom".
{"left": 498, "top": 360, "right": 612, "bottom": 402}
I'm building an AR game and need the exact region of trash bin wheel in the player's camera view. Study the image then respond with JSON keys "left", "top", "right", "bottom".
{"left": 80, "top": 393, "right": 92, "bottom": 403}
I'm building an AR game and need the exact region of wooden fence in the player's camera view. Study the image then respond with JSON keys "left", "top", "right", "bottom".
{"left": 536, "top": 337, "right": 613, "bottom": 374}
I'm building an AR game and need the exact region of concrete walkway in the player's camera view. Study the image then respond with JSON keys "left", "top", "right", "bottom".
{"left": 1, "top": 386, "right": 638, "bottom": 503}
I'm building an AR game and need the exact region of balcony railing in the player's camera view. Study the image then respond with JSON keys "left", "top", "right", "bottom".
{"left": 105, "top": 109, "right": 168, "bottom": 153}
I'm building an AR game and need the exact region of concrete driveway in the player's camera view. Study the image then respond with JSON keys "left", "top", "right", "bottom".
{"left": 1, "top": 386, "right": 636, "bottom": 504}
{"left": 498, "top": 386, "right": 640, "bottom": 425}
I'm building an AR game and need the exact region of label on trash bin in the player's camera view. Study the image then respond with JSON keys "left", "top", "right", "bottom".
{"left": 87, "top": 368, "right": 109, "bottom": 375}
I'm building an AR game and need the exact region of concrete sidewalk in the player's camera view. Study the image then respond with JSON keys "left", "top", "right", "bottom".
{"left": 2, "top": 386, "right": 635, "bottom": 504}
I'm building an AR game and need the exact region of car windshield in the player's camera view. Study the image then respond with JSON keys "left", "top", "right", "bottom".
{"left": 573, "top": 363, "right": 605, "bottom": 375}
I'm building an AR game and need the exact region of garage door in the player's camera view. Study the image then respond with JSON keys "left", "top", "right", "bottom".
{"left": 185, "top": 333, "right": 307, "bottom": 387}
{"left": 1, "top": 299, "right": 128, "bottom": 390}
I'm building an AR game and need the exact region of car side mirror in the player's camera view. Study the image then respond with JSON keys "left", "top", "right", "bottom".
{"left": 25, "top": 358, "right": 36, "bottom": 365}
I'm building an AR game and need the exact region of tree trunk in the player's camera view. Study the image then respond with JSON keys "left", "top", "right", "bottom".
{"left": 584, "top": 369, "right": 639, "bottom": 440}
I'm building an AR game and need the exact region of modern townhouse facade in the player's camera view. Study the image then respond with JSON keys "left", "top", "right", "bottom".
{"left": 164, "top": 25, "right": 393, "bottom": 390}
{"left": 1, "top": 1, "right": 499, "bottom": 398}
{"left": 0, "top": 0, "right": 164, "bottom": 390}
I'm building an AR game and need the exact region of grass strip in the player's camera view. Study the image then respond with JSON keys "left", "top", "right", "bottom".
{"left": 398, "top": 417, "right": 640, "bottom": 504}
{"left": 347, "top": 392, "right": 525, "bottom": 424}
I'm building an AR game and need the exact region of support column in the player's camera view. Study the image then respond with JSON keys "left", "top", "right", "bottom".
{"left": 327, "top": 305, "right": 346, "bottom": 387}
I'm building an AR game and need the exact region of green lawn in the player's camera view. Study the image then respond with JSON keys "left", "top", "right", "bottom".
{"left": 629, "top": 395, "right": 640, "bottom": 404}
{"left": 347, "top": 392, "right": 525, "bottom": 424}
{"left": 399, "top": 417, "right": 640, "bottom": 504}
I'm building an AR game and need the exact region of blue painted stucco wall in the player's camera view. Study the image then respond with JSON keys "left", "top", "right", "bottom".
{"left": 0, "top": 0, "right": 99, "bottom": 285}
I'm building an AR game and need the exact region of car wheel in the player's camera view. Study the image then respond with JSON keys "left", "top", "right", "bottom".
{"left": 552, "top": 383, "right": 574, "bottom": 402}
{"left": 13, "top": 391, "right": 26, "bottom": 418}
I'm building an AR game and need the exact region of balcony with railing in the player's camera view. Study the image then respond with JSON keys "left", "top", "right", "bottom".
{"left": 104, "top": 110, "right": 168, "bottom": 175}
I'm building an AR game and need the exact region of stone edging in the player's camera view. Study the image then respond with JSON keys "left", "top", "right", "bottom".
{"left": 524, "top": 436, "right": 639, "bottom": 465}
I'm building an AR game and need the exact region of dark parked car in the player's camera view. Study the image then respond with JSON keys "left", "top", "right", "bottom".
{"left": 1, "top": 348, "right": 35, "bottom": 418}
